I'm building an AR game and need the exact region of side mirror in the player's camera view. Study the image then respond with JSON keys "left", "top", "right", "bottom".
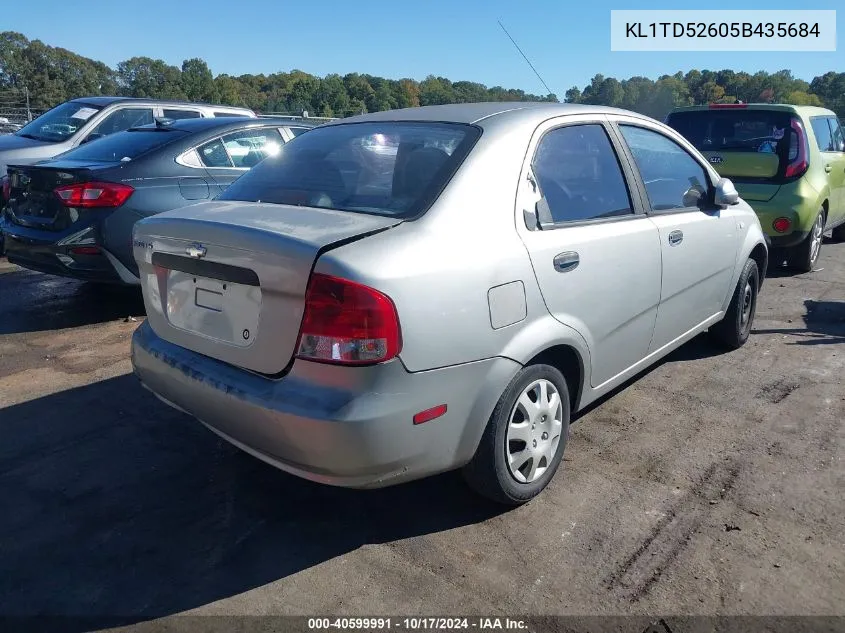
{"left": 715, "top": 178, "right": 740, "bottom": 207}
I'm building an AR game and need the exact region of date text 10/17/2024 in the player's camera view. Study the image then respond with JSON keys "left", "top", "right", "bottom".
{"left": 308, "top": 617, "right": 529, "bottom": 631}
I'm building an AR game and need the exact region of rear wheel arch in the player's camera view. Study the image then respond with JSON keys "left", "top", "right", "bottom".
{"left": 525, "top": 345, "right": 584, "bottom": 412}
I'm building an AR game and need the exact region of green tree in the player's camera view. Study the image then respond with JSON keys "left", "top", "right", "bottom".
{"left": 181, "top": 58, "right": 218, "bottom": 103}
{"left": 117, "top": 56, "right": 185, "bottom": 99}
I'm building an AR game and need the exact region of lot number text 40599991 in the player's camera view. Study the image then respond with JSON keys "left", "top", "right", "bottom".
{"left": 307, "top": 617, "right": 529, "bottom": 631}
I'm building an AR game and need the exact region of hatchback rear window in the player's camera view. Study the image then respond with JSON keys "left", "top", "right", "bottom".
{"left": 59, "top": 129, "right": 189, "bottom": 163}
{"left": 667, "top": 109, "right": 793, "bottom": 152}
{"left": 217, "top": 122, "right": 480, "bottom": 218}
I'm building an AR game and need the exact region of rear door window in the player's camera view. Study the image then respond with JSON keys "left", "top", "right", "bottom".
{"left": 88, "top": 108, "right": 155, "bottom": 137}
{"left": 217, "top": 122, "right": 479, "bottom": 218}
{"left": 220, "top": 128, "right": 284, "bottom": 168}
{"left": 163, "top": 109, "right": 202, "bottom": 120}
{"left": 811, "top": 117, "right": 834, "bottom": 152}
{"left": 531, "top": 123, "right": 633, "bottom": 223}
{"left": 198, "top": 138, "right": 234, "bottom": 167}
{"left": 620, "top": 125, "right": 710, "bottom": 211}
{"left": 828, "top": 118, "right": 844, "bottom": 151}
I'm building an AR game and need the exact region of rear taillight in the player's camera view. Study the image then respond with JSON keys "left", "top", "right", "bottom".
{"left": 296, "top": 273, "right": 402, "bottom": 365}
{"left": 1, "top": 175, "right": 9, "bottom": 201}
{"left": 784, "top": 119, "right": 809, "bottom": 179}
{"left": 54, "top": 181, "right": 134, "bottom": 208}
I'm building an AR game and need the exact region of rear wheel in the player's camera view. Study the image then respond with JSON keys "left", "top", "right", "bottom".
{"left": 788, "top": 209, "right": 825, "bottom": 272}
{"left": 463, "top": 364, "right": 570, "bottom": 506}
{"left": 709, "top": 258, "right": 759, "bottom": 350}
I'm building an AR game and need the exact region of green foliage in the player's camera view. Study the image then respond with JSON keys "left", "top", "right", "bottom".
{"left": 1, "top": 30, "right": 842, "bottom": 120}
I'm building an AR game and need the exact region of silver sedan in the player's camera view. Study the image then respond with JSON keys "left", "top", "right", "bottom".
{"left": 130, "top": 102, "right": 768, "bottom": 505}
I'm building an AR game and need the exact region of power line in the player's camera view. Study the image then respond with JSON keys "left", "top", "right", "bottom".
{"left": 497, "top": 20, "right": 554, "bottom": 97}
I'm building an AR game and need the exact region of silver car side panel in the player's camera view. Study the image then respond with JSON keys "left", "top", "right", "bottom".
{"left": 314, "top": 125, "right": 545, "bottom": 374}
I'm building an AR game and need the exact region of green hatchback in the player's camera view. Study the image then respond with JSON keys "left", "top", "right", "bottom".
{"left": 666, "top": 104, "right": 845, "bottom": 271}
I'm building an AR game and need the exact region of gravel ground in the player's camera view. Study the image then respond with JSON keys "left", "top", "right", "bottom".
{"left": 0, "top": 241, "right": 843, "bottom": 631}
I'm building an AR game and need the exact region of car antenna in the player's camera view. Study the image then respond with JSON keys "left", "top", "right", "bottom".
{"left": 497, "top": 19, "right": 554, "bottom": 98}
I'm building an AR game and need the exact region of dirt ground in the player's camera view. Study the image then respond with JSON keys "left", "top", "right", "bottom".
{"left": 0, "top": 240, "right": 843, "bottom": 631}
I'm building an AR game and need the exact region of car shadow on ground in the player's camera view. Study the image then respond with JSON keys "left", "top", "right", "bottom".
{"left": 752, "top": 299, "right": 845, "bottom": 346}
{"left": 0, "top": 267, "right": 146, "bottom": 335}
{"left": 0, "top": 374, "right": 505, "bottom": 630}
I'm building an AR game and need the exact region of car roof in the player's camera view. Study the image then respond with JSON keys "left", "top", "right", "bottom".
{"left": 323, "top": 102, "right": 652, "bottom": 127}
{"left": 69, "top": 96, "right": 254, "bottom": 112}
{"left": 669, "top": 103, "right": 837, "bottom": 117}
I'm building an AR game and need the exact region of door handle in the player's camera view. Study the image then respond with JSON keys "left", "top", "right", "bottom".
{"left": 825, "top": 164, "right": 832, "bottom": 173}
{"left": 553, "top": 251, "right": 579, "bottom": 273}
{"left": 668, "top": 230, "right": 684, "bottom": 246}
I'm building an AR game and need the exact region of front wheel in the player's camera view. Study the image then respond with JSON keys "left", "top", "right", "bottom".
{"left": 709, "top": 258, "right": 759, "bottom": 350}
{"left": 463, "top": 364, "right": 570, "bottom": 506}
{"left": 788, "top": 209, "right": 825, "bottom": 272}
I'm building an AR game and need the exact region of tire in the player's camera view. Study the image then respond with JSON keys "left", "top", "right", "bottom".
{"left": 709, "top": 258, "right": 759, "bottom": 350}
{"left": 831, "top": 223, "right": 845, "bottom": 243}
{"left": 463, "top": 364, "right": 571, "bottom": 506}
{"left": 788, "top": 209, "right": 825, "bottom": 272}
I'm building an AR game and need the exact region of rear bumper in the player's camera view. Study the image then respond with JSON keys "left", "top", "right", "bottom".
{"left": 769, "top": 231, "right": 809, "bottom": 249}
{"left": 131, "top": 321, "right": 518, "bottom": 488}
{"left": 2, "top": 223, "right": 138, "bottom": 284}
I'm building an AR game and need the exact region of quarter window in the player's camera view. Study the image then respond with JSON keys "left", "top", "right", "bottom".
{"left": 811, "top": 118, "right": 834, "bottom": 152}
{"left": 531, "top": 124, "right": 633, "bottom": 223}
{"left": 620, "top": 125, "right": 710, "bottom": 211}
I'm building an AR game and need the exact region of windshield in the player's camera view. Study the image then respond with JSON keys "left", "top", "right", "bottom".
{"left": 16, "top": 101, "right": 104, "bottom": 142}
{"left": 57, "top": 129, "right": 189, "bottom": 163}
{"left": 666, "top": 109, "right": 793, "bottom": 153}
{"left": 217, "top": 121, "right": 480, "bottom": 218}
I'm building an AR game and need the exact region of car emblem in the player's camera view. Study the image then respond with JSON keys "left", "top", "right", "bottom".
{"left": 186, "top": 243, "right": 207, "bottom": 259}
{"left": 709, "top": 155, "right": 724, "bottom": 164}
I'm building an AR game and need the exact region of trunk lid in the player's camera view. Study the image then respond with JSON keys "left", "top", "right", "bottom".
{"left": 5, "top": 162, "right": 119, "bottom": 231}
{"left": 699, "top": 150, "right": 782, "bottom": 202}
{"left": 134, "top": 200, "right": 402, "bottom": 375}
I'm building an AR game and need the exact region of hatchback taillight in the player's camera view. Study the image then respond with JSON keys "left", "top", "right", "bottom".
{"left": 54, "top": 181, "right": 134, "bottom": 208}
{"left": 296, "top": 273, "right": 402, "bottom": 365}
{"left": 784, "top": 119, "right": 809, "bottom": 180}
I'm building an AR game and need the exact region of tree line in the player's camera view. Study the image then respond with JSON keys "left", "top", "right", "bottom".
{"left": 1, "top": 31, "right": 843, "bottom": 121}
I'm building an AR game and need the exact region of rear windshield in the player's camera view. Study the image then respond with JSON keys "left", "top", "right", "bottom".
{"left": 16, "top": 101, "right": 104, "bottom": 142}
{"left": 217, "top": 121, "right": 480, "bottom": 218}
{"left": 59, "top": 129, "right": 189, "bottom": 163}
{"left": 666, "top": 109, "right": 793, "bottom": 153}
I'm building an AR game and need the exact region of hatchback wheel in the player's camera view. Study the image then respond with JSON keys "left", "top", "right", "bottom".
{"left": 710, "top": 258, "right": 759, "bottom": 350}
{"left": 463, "top": 364, "right": 570, "bottom": 506}
{"left": 788, "top": 209, "right": 825, "bottom": 272}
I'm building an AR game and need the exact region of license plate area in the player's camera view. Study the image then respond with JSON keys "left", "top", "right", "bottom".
{"left": 165, "top": 269, "right": 261, "bottom": 347}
